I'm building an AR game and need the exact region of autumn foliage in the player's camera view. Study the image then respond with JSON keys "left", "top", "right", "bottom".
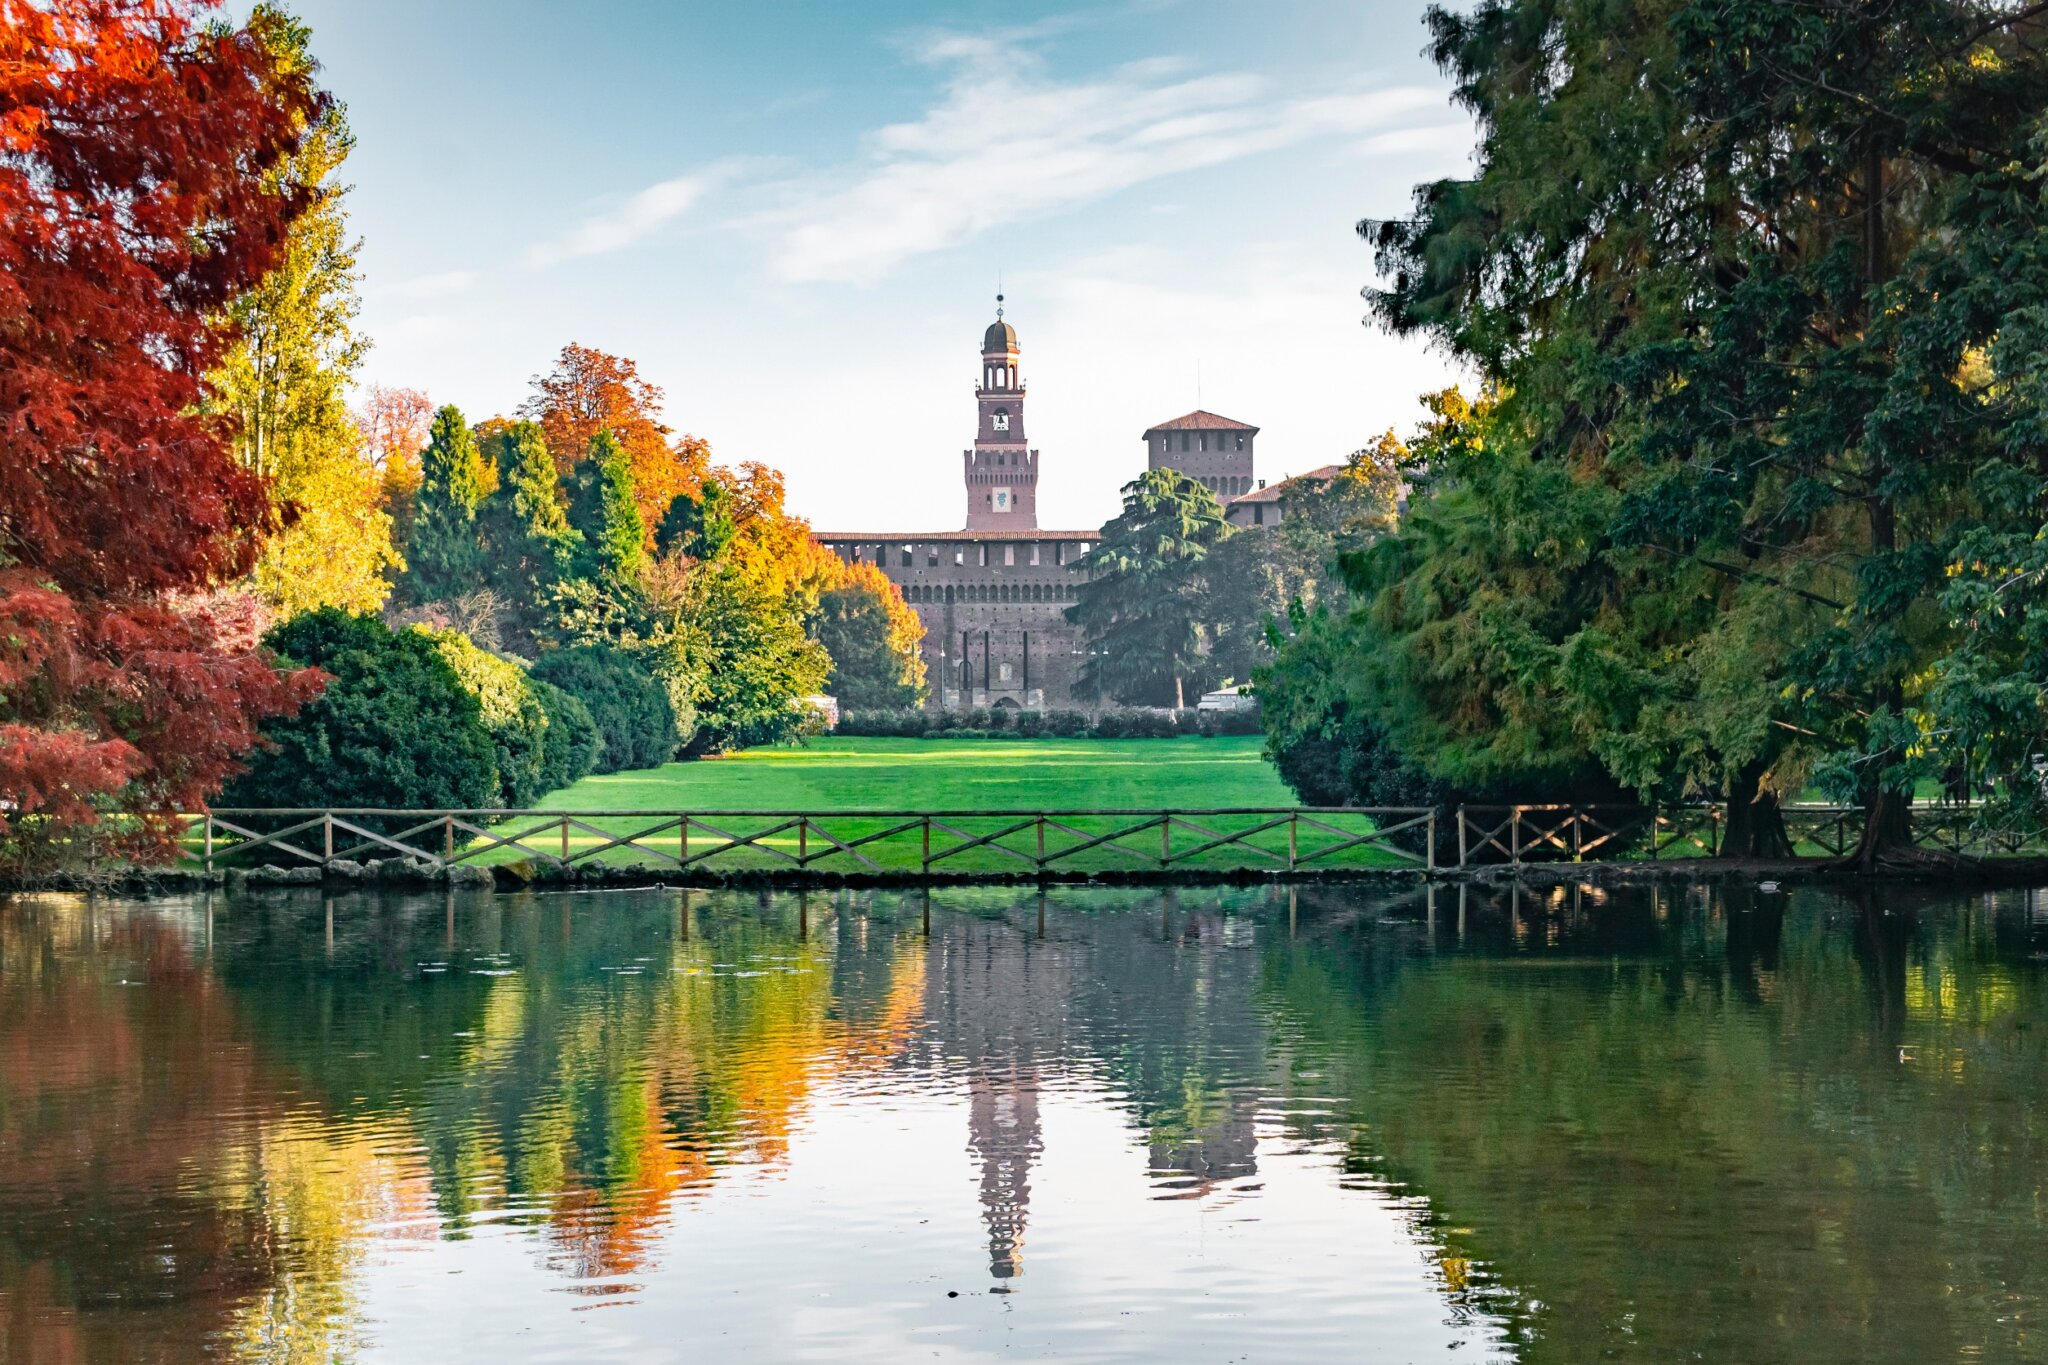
{"left": 0, "top": 0, "right": 325, "bottom": 868}
{"left": 521, "top": 343, "right": 710, "bottom": 534}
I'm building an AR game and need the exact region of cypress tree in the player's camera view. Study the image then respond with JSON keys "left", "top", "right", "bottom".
{"left": 567, "top": 429, "right": 646, "bottom": 587}
{"left": 407, "top": 405, "right": 490, "bottom": 602}
{"left": 479, "top": 420, "right": 580, "bottom": 650}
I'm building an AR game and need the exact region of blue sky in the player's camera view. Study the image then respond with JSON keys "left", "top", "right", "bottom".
{"left": 288, "top": 0, "right": 1472, "bottom": 530}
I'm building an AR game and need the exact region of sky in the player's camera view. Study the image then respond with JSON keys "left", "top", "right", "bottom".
{"left": 286, "top": 0, "right": 1474, "bottom": 531}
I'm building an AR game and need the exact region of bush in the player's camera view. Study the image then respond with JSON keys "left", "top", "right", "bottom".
{"left": 1196, "top": 705, "right": 1263, "bottom": 737}
{"left": 1015, "top": 710, "right": 1045, "bottom": 736}
{"left": 222, "top": 609, "right": 497, "bottom": 819}
{"left": 1043, "top": 710, "right": 1092, "bottom": 737}
{"left": 423, "top": 629, "right": 551, "bottom": 807}
{"left": 838, "top": 708, "right": 931, "bottom": 738}
{"left": 533, "top": 680, "right": 602, "bottom": 792}
{"left": 532, "top": 645, "right": 678, "bottom": 773}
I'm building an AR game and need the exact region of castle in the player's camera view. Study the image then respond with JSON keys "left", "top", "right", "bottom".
{"left": 812, "top": 304, "right": 1266, "bottom": 711}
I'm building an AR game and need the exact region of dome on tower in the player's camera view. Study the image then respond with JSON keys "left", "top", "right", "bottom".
{"left": 983, "top": 318, "right": 1017, "bottom": 352}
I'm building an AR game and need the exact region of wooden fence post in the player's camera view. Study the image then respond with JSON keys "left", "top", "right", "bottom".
{"left": 204, "top": 813, "right": 214, "bottom": 873}
{"left": 1036, "top": 815, "right": 1046, "bottom": 869}
{"left": 1288, "top": 812, "right": 1298, "bottom": 871}
{"left": 560, "top": 817, "right": 569, "bottom": 862}
{"left": 680, "top": 815, "right": 689, "bottom": 864}
{"left": 921, "top": 817, "right": 931, "bottom": 873}
{"left": 1161, "top": 815, "right": 1172, "bottom": 868}
{"left": 1427, "top": 809, "right": 1436, "bottom": 871}
{"left": 799, "top": 816, "right": 809, "bottom": 866}
{"left": 323, "top": 812, "right": 333, "bottom": 863}
{"left": 1511, "top": 807, "right": 1522, "bottom": 865}
{"left": 1458, "top": 807, "right": 1468, "bottom": 867}
{"left": 1573, "top": 808, "right": 1583, "bottom": 863}
{"left": 443, "top": 815, "right": 454, "bottom": 861}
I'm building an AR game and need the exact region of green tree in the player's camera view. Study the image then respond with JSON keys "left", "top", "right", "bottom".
{"left": 407, "top": 406, "right": 492, "bottom": 603}
{"left": 1067, "top": 469, "right": 1232, "bottom": 708}
{"left": 812, "top": 563, "right": 927, "bottom": 710}
{"left": 567, "top": 429, "right": 647, "bottom": 588}
{"left": 655, "top": 566, "right": 831, "bottom": 754}
{"left": 478, "top": 421, "right": 580, "bottom": 653}
{"left": 655, "top": 478, "right": 736, "bottom": 561}
{"left": 531, "top": 680, "right": 602, "bottom": 791}
{"left": 1343, "top": 0, "right": 2048, "bottom": 860}
{"left": 222, "top": 609, "right": 497, "bottom": 821}
{"left": 209, "top": 4, "right": 399, "bottom": 615}
{"left": 422, "top": 629, "right": 553, "bottom": 808}
{"left": 530, "top": 645, "right": 678, "bottom": 773}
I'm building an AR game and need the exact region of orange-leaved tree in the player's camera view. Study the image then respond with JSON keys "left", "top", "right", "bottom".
{"left": 0, "top": 0, "right": 327, "bottom": 871}
{"left": 519, "top": 343, "right": 709, "bottom": 535}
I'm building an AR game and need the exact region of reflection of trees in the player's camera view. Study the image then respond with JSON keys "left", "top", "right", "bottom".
{"left": 218, "top": 890, "right": 929, "bottom": 1286}
{"left": 0, "top": 895, "right": 396, "bottom": 1364}
{"left": 1256, "top": 885, "right": 2048, "bottom": 1363}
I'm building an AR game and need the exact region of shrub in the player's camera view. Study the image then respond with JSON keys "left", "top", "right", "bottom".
{"left": 533, "top": 680, "right": 602, "bottom": 792}
{"left": 222, "top": 609, "right": 497, "bottom": 821}
{"left": 838, "top": 708, "right": 930, "bottom": 737}
{"left": 1015, "top": 710, "right": 1045, "bottom": 736}
{"left": 1043, "top": 710, "right": 1092, "bottom": 737}
{"left": 532, "top": 645, "right": 678, "bottom": 772}
{"left": 423, "top": 629, "right": 551, "bottom": 807}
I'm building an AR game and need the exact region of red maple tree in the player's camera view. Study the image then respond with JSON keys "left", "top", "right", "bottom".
{"left": 0, "top": 0, "right": 329, "bottom": 870}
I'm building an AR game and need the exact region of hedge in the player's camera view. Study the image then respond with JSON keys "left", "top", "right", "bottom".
{"left": 835, "top": 705, "right": 1260, "bottom": 740}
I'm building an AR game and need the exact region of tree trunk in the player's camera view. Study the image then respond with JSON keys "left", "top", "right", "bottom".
{"left": 1850, "top": 782, "right": 1916, "bottom": 870}
{"left": 1722, "top": 760, "right": 1794, "bottom": 859}
{"left": 1174, "top": 674, "right": 1185, "bottom": 710}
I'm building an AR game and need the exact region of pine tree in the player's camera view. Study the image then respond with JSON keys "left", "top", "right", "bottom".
{"left": 1066, "top": 469, "right": 1232, "bottom": 709}
{"left": 478, "top": 421, "right": 579, "bottom": 652}
{"left": 567, "top": 429, "right": 647, "bottom": 588}
{"left": 407, "top": 405, "right": 491, "bottom": 602}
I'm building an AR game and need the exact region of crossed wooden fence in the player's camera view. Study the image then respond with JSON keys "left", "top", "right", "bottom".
{"left": 183, "top": 801, "right": 2048, "bottom": 877}
{"left": 187, "top": 807, "right": 1436, "bottom": 875}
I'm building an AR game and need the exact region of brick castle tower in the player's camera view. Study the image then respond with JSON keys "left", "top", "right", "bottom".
{"left": 964, "top": 297, "right": 1038, "bottom": 530}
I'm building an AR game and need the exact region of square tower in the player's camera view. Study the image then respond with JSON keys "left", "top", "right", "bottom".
{"left": 1144, "top": 411, "right": 1259, "bottom": 500}
{"left": 966, "top": 309, "right": 1038, "bottom": 531}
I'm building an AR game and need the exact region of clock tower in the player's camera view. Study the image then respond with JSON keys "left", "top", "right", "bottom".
{"left": 964, "top": 297, "right": 1038, "bottom": 530}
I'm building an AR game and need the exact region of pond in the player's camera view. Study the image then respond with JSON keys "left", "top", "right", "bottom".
{"left": 2, "top": 880, "right": 2044, "bottom": 1362}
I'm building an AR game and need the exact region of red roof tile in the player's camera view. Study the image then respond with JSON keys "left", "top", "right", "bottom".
{"left": 1145, "top": 410, "right": 1260, "bottom": 433}
{"left": 1226, "top": 464, "right": 1345, "bottom": 504}
{"left": 812, "top": 529, "right": 1098, "bottom": 542}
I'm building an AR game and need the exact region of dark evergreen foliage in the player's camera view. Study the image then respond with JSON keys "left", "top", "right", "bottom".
{"left": 530, "top": 645, "right": 678, "bottom": 773}
{"left": 222, "top": 609, "right": 498, "bottom": 818}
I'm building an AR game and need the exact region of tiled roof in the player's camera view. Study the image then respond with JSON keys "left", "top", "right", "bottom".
{"left": 812, "top": 529, "right": 1098, "bottom": 542}
{"left": 1226, "top": 464, "right": 1345, "bottom": 504}
{"left": 1145, "top": 409, "right": 1260, "bottom": 433}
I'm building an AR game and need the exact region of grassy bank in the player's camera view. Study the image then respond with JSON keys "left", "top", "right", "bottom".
{"left": 473, "top": 735, "right": 1411, "bottom": 874}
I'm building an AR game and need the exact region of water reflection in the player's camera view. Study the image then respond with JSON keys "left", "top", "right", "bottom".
{"left": 2, "top": 882, "right": 2046, "bottom": 1361}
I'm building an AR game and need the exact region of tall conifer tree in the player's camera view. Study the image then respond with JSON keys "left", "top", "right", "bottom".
{"left": 407, "top": 405, "right": 491, "bottom": 602}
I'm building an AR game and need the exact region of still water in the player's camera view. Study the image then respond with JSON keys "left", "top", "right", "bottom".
{"left": 2, "top": 881, "right": 2044, "bottom": 1363}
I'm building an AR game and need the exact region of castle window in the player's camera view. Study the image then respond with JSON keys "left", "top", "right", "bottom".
{"left": 900, "top": 545, "right": 913, "bottom": 567}
{"left": 1030, "top": 543, "right": 1040, "bottom": 566}
{"left": 993, "top": 408, "right": 1009, "bottom": 432}
{"left": 1253, "top": 504, "right": 1265, "bottom": 526}
{"left": 1235, "top": 434, "right": 1245, "bottom": 450}
{"left": 955, "top": 548, "right": 965, "bottom": 565}
{"left": 928, "top": 546, "right": 939, "bottom": 567}
{"left": 1181, "top": 432, "right": 1191, "bottom": 452}
{"left": 1199, "top": 433, "right": 1208, "bottom": 452}
{"left": 1004, "top": 544, "right": 1015, "bottom": 567}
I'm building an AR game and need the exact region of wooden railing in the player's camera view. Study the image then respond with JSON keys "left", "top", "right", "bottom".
{"left": 183, "top": 801, "right": 2047, "bottom": 878}
{"left": 188, "top": 807, "right": 1436, "bottom": 876}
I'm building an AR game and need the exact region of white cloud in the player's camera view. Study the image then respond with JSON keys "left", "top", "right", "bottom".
{"left": 766, "top": 41, "right": 1446, "bottom": 284}
{"left": 527, "top": 160, "right": 751, "bottom": 267}
{"left": 384, "top": 269, "right": 476, "bottom": 300}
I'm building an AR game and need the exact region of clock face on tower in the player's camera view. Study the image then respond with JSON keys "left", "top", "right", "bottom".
{"left": 993, "top": 410, "right": 1009, "bottom": 432}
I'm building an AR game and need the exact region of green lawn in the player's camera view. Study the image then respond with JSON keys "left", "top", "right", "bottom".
{"left": 538, "top": 735, "right": 1296, "bottom": 813}
{"left": 472, "top": 736, "right": 1414, "bottom": 875}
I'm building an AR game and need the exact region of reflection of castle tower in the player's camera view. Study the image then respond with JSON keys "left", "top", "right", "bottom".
{"left": 916, "top": 915, "right": 1078, "bottom": 1281}
{"left": 968, "top": 1075, "right": 1041, "bottom": 1278}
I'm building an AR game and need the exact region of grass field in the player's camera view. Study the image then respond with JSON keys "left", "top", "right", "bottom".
{"left": 470, "top": 736, "right": 1414, "bottom": 875}
{"left": 538, "top": 735, "right": 1297, "bottom": 813}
